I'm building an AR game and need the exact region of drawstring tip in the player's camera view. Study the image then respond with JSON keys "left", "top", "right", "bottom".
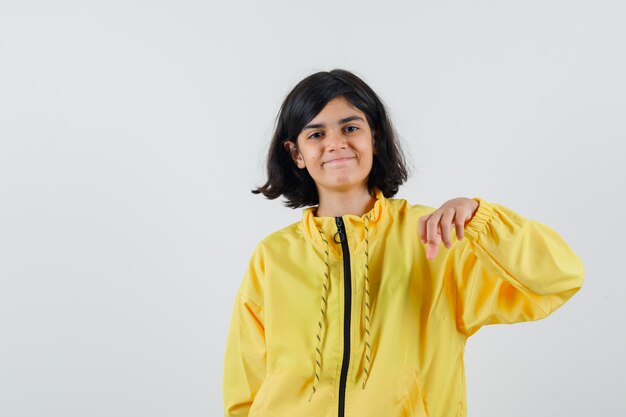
{"left": 308, "top": 387, "right": 315, "bottom": 402}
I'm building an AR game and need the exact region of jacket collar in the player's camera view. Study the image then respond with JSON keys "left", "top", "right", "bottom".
{"left": 301, "top": 187, "right": 387, "bottom": 254}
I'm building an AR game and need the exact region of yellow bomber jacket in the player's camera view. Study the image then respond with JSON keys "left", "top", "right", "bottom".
{"left": 222, "top": 188, "right": 584, "bottom": 417}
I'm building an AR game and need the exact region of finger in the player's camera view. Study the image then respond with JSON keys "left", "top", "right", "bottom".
{"left": 426, "top": 224, "right": 442, "bottom": 261}
{"left": 440, "top": 208, "right": 455, "bottom": 249}
{"left": 426, "top": 211, "right": 443, "bottom": 248}
{"left": 427, "top": 223, "right": 442, "bottom": 260}
{"left": 426, "top": 242, "right": 438, "bottom": 260}
{"left": 455, "top": 213, "right": 465, "bottom": 241}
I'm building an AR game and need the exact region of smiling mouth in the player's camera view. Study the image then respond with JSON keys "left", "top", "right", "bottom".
{"left": 323, "top": 157, "right": 355, "bottom": 165}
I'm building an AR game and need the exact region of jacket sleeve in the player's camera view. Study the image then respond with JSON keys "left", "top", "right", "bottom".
{"left": 445, "top": 197, "right": 584, "bottom": 337}
{"left": 222, "top": 245, "right": 267, "bottom": 417}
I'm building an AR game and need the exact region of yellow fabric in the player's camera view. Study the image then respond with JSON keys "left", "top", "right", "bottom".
{"left": 222, "top": 189, "right": 584, "bottom": 417}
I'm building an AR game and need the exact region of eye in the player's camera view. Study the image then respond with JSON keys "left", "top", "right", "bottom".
{"left": 306, "top": 126, "right": 359, "bottom": 139}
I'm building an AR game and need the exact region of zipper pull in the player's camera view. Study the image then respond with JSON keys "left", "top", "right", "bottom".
{"left": 334, "top": 217, "right": 346, "bottom": 243}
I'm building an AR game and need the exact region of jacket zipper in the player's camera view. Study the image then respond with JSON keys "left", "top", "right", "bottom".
{"left": 335, "top": 216, "right": 351, "bottom": 417}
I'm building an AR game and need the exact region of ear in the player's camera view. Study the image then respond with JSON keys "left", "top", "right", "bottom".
{"left": 283, "top": 140, "right": 306, "bottom": 169}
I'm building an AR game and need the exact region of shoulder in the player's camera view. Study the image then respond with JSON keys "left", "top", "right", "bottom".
{"left": 386, "top": 195, "right": 438, "bottom": 219}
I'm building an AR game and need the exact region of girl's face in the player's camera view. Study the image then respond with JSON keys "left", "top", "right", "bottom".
{"left": 284, "top": 96, "right": 377, "bottom": 196}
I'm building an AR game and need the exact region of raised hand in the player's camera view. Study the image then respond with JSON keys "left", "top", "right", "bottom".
{"left": 418, "top": 197, "right": 480, "bottom": 260}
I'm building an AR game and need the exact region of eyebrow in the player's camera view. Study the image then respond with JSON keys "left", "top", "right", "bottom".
{"left": 302, "top": 115, "right": 366, "bottom": 131}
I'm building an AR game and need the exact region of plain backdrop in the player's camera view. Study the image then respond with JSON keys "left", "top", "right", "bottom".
{"left": 1, "top": 1, "right": 624, "bottom": 416}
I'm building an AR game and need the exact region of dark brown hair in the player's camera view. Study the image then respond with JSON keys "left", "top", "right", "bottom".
{"left": 252, "top": 69, "right": 410, "bottom": 208}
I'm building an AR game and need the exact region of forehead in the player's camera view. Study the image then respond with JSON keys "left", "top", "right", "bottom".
{"left": 302, "top": 97, "right": 366, "bottom": 129}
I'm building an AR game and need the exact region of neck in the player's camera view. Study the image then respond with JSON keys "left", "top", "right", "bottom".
{"left": 315, "top": 185, "right": 377, "bottom": 218}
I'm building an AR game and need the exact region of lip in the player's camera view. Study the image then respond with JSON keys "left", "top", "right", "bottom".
{"left": 324, "top": 157, "right": 355, "bottom": 165}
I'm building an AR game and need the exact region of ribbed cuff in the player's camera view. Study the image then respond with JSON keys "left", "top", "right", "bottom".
{"left": 464, "top": 197, "right": 497, "bottom": 241}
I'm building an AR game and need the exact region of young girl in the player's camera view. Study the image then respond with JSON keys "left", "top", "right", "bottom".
{"left": 222, "top": 69, "right": 584, "bottom": 417}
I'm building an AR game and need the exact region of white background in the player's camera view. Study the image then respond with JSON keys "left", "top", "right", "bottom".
{"left": 1, "top": 1, "right": 624, "bottom": 416}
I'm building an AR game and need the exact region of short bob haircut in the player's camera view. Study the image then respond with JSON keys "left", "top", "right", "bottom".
{"left": 252, "top": 68, "right": 410, "bottom": 209}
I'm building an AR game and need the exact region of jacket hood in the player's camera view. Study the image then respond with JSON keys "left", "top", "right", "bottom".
{"left": 300, "top": 187, "right": 388, "bottom": 401}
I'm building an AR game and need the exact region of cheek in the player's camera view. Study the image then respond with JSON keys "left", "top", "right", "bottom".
{"left": 360, "top": 145, "right": 375, "bottom": 161}
{"left": 304, "top": 149, "right": 323, "bottom": 164}
{"left": 299, "top": 152, "right": 318, "bottom": 172}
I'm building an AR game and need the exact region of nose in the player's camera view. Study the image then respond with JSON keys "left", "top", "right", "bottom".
{"left": 325, "top": 128, "right": 347, "bottom": 151}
